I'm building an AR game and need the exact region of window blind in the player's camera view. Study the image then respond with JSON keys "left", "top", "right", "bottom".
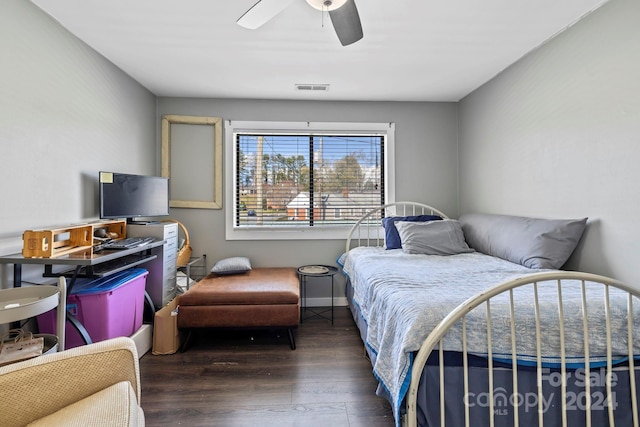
{"left": 235, "top": 133, "right": 384, "bottom": 228}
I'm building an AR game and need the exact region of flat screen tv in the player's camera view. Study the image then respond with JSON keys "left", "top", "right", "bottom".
{"left": 99, "top": 171, "right": 169, "bottom": 222}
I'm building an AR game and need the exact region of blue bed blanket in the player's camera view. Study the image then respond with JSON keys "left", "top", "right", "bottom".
{"left": 340, "top": 247, "right": 640, "bottom": 425}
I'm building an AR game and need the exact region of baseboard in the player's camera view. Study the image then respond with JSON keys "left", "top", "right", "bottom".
{"left": 303, "top": 296, "right": 347, "bottom": 307}
{"left": 130, "top": 324, "right": 152, "bottom": 358}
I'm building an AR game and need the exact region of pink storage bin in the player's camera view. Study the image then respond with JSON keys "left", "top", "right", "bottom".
{"left": 37, "top": 268, "right": 148, "bottom": 349}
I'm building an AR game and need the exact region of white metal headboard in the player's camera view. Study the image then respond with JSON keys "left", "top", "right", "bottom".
{"left": 345, "top": 201, "right": 449, "bottom": 254}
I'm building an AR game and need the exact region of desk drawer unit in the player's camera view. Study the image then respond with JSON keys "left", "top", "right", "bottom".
{"left": 128, "top": 222, "right": 178, "bottom": 308}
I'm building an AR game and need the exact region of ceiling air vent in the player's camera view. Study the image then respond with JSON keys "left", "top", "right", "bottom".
{"left": 295, "top": 84, "right": 330, "bottom": 92}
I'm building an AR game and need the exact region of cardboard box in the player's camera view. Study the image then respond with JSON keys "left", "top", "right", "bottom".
{"left": 152, "top": 297, "right": 181, "bottom": 355}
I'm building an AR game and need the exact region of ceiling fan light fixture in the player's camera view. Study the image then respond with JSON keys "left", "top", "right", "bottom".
{"left": 237, "top": 0, "right": 363, "bottom": 46}
{"left": 305, "top": 0, "right": 348, "bottom": 12}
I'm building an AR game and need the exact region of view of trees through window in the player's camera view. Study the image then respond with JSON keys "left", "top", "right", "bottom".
{"left": 235, "top": 133, "right": 384, "bottom": 227}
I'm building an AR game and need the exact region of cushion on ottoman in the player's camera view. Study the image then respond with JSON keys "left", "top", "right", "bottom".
{"left": 179, "top": 267, "right": 299, "bottom": 307}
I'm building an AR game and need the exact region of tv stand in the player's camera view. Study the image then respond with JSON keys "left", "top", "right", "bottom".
{"left": 0, "top": 241, "right": 164, "bottom": 288}
{"left": 126, "top": 219, "right": 160, "bottom": 225}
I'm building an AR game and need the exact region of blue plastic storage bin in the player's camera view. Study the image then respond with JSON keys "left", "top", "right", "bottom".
{"left": 38, "top": 268, "right": 148, "bottom": 349}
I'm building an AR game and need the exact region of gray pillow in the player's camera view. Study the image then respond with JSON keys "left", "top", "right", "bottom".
{"left": 458, "top": 213, "right": 587, "bottom": 269}
{"left": 211, "top": 257, "right": 252, "bottom": 275}
{"left": 395, "top": 220, "right": 474, "bottom": 256}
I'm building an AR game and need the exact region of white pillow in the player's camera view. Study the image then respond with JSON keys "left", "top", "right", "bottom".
{"left": 395, "top": 220, "right": 474, "bottom": 255}
{"left": 211, "top": 257, "right": 252, "bottom": 275}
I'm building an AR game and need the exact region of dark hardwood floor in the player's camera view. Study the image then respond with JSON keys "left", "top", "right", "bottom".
{"left": 139, "top": 307, "right": 394, "bottom": 427}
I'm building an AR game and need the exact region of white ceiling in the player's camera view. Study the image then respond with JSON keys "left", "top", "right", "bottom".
{"left": 30, "top": 0, "right": 608, "bottom": 102}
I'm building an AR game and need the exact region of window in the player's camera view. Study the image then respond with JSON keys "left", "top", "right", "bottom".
{"left": 225, "top": 121, "right": 395, "bottom": 240}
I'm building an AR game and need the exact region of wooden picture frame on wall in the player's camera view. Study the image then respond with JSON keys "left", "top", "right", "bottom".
{"left": 161, "top": 115, "right": 223, "bottom": 209}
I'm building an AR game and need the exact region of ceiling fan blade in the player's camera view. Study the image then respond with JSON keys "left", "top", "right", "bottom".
{"left": 329, "top": 0, "right": 363, "bottom": 46}
{"left": 237, "top": 0, "right": 295, "bottom": 30}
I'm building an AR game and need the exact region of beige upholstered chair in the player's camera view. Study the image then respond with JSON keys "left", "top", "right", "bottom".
{"left": 0, "top": 336, "right": 144, "bottom": 427}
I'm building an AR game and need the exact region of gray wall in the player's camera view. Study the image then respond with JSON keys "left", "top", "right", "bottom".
{"left": 0, "top": 1, "right": 156, "bottom": 285}
{"left": 10, "top": 0, "right": 634, "bottom": 303}
{"left": 157, "top": 98, "right": 459, "bottom": 303}
{"left": 458, "top": 0, "right": 640, "bottom": 284}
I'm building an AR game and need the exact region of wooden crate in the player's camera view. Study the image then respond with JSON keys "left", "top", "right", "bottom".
{"left": 22, "top": 220, "right": 126, "bottom": 258}
{"left": 22, "top": 224, "right": 93, "bottom": 258}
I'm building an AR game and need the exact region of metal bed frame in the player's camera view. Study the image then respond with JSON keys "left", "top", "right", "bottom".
{"left": 345, "top": 201, "right": 449, "bottom": 253}
{"left": 343, "top": 202, "right": 640, "bottom": 427}
{"left": 406, "top": 270, "right": 640, "bottom": 427}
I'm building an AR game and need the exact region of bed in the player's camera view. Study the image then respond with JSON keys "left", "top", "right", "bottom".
{"left": 339, "top": 202, "right": 640, "bottom": 427}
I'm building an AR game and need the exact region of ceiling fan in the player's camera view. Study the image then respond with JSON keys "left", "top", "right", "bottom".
{"left": 237, "top": 0, "right": 363, "bottom": 46}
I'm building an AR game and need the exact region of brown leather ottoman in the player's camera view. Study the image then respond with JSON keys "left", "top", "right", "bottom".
{"left": 177, "top": 267, "right": 300, "bottom": 349}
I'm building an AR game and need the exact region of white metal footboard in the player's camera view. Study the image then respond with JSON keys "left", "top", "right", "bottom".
{"left": 345, "top": 201, "right": 448, "bottom": 253}
{"left": 405, "top": 271, "right": 640, "bottom": 427}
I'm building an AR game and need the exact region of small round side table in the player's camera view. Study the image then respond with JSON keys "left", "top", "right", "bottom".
{"left": 297, "top": 265, "right": 339, "bottom": 325}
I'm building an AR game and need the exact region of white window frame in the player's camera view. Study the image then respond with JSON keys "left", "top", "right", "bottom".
{"left": 225, "top": 120, "right": 395, "bottom": 240}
